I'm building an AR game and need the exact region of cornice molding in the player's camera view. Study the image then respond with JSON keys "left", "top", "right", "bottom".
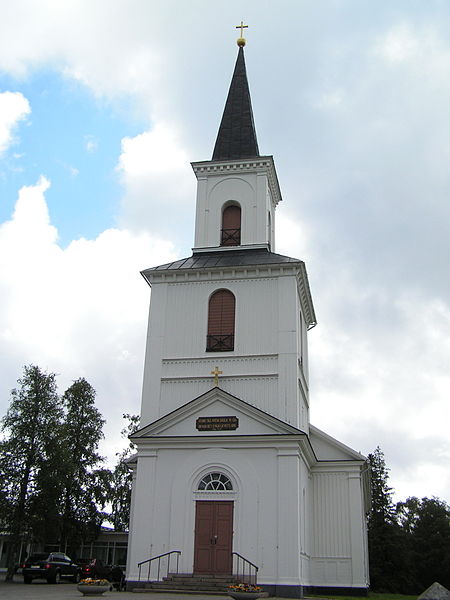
{"left": 147, "top": 262, "right": 301, "bottom": 283}
{"left": 296, "top": 264, "right": 317, "bottom": 330}
{"left": 161, "top": 375, "right": 278, "bottom": 383}
{"left": 191, "top": 155, "right": 282, "bottom": 207}
{"left": 162, "top": 353, "right": 277, "bottom": 365}
{"left": 311, "top": 461, "right": 366, "bottom": 472}
{"left": 134, "top": 435, "right": 318, "bottom": 468}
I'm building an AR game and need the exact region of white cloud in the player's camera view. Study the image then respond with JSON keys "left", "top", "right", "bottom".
{"left": 315, "top": 89, "right": 345, "bottom": 110}
{"left": 0, "top": 177, "right": 178, "bottom": 458}
{"left": 0, "top": 91, "right": 30, "bottom": 155}
{"left": 308, "top": 272, "right": 450, "bottom": 501}
{"left": 116, "top": 122, "right": 195, "bottom": 241}
{"left": 277, "top": 211, "right": 310, "bottom": 260}
{"left": 375, "top": 24, "right": 420, "bottom": 63}
{"left": 118, "top": 123, "right": 188, "bottom": 177}
{"left": 0, "top": 1, "right": 167, "bottom": 121}
{"left": 85, "top": 135, "right": 98, "bottom": 153}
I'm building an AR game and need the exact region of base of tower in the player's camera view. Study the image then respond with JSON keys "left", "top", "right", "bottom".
{"left": 259, "top": 584, "right": 305, "bottom": 598}
{"left": 306, "top": 586, "right": 369, "bottom": 596}
{"left": 258, "top": 584, "right": 369, "bottom": 598}
{"left": 127, "top": 580, "right": 369, "bottom": 597}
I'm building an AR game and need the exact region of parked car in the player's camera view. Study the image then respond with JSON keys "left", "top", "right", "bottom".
{"left": 76, "top": 557, "right": 112, "bottom": 580}
{"left": 22, "top": 552, "right": 81, "bottom": 584}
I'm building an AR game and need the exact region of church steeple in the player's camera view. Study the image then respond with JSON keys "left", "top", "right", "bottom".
{"left": 192, "top": 35, "right": 281, "bottom": 252}
{"left": 212, "top": 45, "right": 259, "bottom": 160}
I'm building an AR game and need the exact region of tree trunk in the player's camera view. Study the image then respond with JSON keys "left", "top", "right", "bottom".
{"left": 4, "top": 536, "right": 20, "bottom": 582}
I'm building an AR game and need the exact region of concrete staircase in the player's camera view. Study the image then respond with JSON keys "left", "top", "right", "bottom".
{"left": 133, "top": 573, "right": 244, "bottom": 594}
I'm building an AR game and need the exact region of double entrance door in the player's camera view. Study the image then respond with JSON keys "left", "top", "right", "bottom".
{"left": 193, "top": 501, "right": 233, "bottom": 574}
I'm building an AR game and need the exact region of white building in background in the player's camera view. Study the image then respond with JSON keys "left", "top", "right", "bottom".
{"left": 126, "top": 37, "right": 370, "bottom": 597}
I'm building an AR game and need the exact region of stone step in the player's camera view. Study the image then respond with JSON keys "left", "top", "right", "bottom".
{"left": 132, "top": 573, "right": 257, "bottom": 595}
{"left": 132, "top": 588, "right": 228, "bottom": 595}
{"left": 168, "top": 574, "right": 241, "bottom": 581}
{"left": 163, "top": 577, "right": 236, "bottom": 585}
{"left": 162, "top": 577, "right": 236, "bottom": 585}
{"left": 132, "top": 588, "right": 269, "bottom": 597}
{"left": 146, "top": 582, "right": 233, "bottom": 590}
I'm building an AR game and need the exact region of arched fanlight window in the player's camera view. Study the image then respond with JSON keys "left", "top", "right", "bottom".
{"left": 198, "top": 472, "right": 233, "bottom": 491}
{"left": 221, "top": 204, "right": 241, "bottom": 246}
{"left": 206, "top": 289, "right": 235, "bottom": 352}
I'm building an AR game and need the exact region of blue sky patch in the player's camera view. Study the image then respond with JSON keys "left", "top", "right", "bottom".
{"left": 0, "top": 70, "right": 143, "bottom": 245}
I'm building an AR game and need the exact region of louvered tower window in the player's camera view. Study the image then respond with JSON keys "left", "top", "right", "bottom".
{"left": 206, "top": 290, "right": 235, "bottom": 352}
{"left": 221, "top": 204, "right": 241, "bottom": 246}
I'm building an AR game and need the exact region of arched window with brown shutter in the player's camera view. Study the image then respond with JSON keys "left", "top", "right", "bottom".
{"left": 206, "top": 289, "right": 235, "bottom": 351}
{"left": 221, "top": 204, "right": 241, "bottom": 246}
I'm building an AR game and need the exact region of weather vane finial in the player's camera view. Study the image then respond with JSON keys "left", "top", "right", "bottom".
{"left": 236, "top": 21, "right": 248, "bottom": 47}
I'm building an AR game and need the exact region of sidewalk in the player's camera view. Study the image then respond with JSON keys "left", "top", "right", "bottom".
{"left": 0, "top": 576, "right": 305, "bottom": 600}
{"left": 0, "top": 575, "right": 230, "bottom": 600}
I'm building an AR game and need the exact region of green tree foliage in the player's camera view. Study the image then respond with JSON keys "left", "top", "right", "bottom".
{"left": 0, "top": 367, "right": 111, "bottom": 579}
{"left": 59, "top": 378, "right": 108, "bottom": 554}
{"left": 368, "top": 448, "right": 450, "bottom": 594}
{"left": 396, "top": 496, "right": 450, "bottom": 590}
{"left": 0, "top": 365, "right": 63, "bottom": 580}
{"left": 367, "top": 447, "right": 409, "bottom": 592}
{"left": 108, "top": 413, "right": 139, "bottom": 531}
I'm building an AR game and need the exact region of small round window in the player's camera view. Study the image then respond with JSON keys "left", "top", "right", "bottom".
{"left": 198, "top": 472, "right": 233, "bottom": 491}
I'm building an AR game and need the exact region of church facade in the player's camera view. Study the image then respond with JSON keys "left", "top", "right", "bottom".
{"left": 126, "top": 40, "right": 370, "bottom": 597}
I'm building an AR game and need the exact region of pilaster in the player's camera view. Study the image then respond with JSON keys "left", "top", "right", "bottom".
{"left": 277, "top": 447, "right": 301, "bottom": 585}
{"left": 126, "top": 450, "right": 158, "bottom": 582}
{"left": 348, "top": 471, "right": 369, "bottom": 587}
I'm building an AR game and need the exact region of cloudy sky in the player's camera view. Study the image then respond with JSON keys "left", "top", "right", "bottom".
{"left": 0, "top": 0, "right": 448, "bottom": 504}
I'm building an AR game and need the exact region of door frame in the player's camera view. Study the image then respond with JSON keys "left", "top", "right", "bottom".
{"left": 193, "top": 500, "right": 234, "bottom": 574}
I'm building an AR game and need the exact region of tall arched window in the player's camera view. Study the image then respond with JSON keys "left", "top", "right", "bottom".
{"left": 221, "top": 204, "right": 241, "bottom": 246}
{"left": 206, "top": 289, "right": 235, "bottom": 351}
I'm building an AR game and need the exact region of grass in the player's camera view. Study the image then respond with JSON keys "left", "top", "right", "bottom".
{"left": 309, "top": 594, "right": 417, "bottom": 600}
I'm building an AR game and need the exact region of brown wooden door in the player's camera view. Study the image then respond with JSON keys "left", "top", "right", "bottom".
{"left": 193, "top": 501, "right": 233, "bottom": 574}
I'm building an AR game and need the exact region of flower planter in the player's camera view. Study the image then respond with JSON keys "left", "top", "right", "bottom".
{"left": 228, "top": 592, "right": 261, "bottom": 600}
{"left": 77, "top": 582, "right": 110, "bottom": 596}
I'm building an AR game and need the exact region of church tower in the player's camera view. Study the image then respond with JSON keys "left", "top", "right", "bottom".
{"left": 127, "top": 33, "right": 369, "bottom": 597}
{"left": 139, "top": 42, "right": 315, "bottom": 432}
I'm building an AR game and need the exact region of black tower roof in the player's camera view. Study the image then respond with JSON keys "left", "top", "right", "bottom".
{"left": 212, "top": 46, "right": 259, "bottom": 161}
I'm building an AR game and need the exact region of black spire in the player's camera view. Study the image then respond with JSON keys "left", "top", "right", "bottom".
{"left": 212, "top": 46, "right": 259, "bottom": 161}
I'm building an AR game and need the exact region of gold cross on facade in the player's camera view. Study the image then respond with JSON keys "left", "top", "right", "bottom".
{"left": 211, "top": 366, "right": 223, "bottom": 387}
{"left": 236, "top": 21, "right": 248, "bottom": 38}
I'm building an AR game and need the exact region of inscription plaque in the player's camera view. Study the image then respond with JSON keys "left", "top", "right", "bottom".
{"left": 196, "top": 416, "right": 239, "bottom": 431}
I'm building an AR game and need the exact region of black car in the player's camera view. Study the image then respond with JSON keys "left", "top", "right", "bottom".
{"left": 22, "top": 552, "right": 81, "bottom": 584}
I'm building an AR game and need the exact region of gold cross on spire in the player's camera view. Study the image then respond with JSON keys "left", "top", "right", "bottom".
{"left": 236, "top": 21, "right": 248, "bottom": 47}
{"left": 211, "top": 366, "right": 223, "bottom": 387}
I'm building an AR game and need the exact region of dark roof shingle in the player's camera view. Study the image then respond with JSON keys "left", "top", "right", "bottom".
{"left": 142, "top": 249, "right": 301, "bottom": 275}
{"left": 212, "top": 46, "right": 259, "bottom": 161}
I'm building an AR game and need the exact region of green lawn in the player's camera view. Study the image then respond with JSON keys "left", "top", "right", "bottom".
{"left": 309, "top": 594, "right": 416, "bottom": 600}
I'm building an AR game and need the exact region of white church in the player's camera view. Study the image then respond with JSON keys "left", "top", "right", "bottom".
{"left": 126, "top": 35, "right": 370, "bottom": 597}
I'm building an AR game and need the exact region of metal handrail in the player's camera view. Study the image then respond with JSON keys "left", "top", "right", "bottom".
{"left": 138, "top": 550, "right": 181, "bottom": 582}
{"left": 232, "top": 552, "right": 259, "bottom": 585}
